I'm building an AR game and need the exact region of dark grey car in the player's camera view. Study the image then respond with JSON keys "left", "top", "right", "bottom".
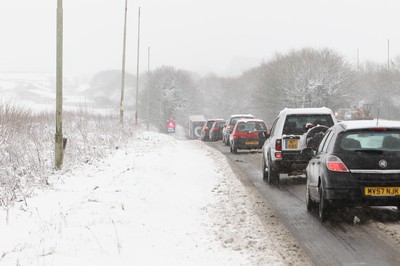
{"left": 306, "top": 120, "right": 400, "bottom": 221}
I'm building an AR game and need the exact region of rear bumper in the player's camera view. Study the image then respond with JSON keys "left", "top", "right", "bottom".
{"left": 324, "top": 172, "right": 400, "bottom": 207}
{"left": 271, "top": 151, "right": 311, "bottom": 174}
{"left": 235, "top": 138, "right": 265, "bottom": 150}
{"left": 325, "top": 188, "right": 400, "bottom": 207}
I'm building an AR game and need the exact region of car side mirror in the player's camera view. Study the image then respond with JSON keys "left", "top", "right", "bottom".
{"left": 259, "top": 131, "right": 270, "bottom": 139}
{"left": 302, "top": 147, "right": 316, "bottom": 157}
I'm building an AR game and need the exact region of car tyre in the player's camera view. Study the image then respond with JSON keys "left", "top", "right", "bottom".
{"left": 267, "top": 158, "right": 279, "bottom": 185}
{"left": 306, "top": 186, "right": 317, "bottom": 212}
{"left": 318, "top": 183, "right": 329, "bottom": 222}
{"left": 231, "top": 143, "right": 237, "bottom": 153}
{"left": 262, "top": 157, "right": 268, "bottom": 181}
{"left": 225, "top": 135, "right": 230, "bottom": 146}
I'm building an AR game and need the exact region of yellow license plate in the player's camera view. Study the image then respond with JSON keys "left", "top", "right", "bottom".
{"left": 364, "top": 187, "right": 400, "bottom": 196}
{"left": 286, "top": 139, "right": 298, "bottom": 149}
{"left": 245, "top": 141, "right": 259, "bottom": 145}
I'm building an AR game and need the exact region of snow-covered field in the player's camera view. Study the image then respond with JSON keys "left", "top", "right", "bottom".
{"left": 0, "top": 130, "right": 312, "bottom": 265}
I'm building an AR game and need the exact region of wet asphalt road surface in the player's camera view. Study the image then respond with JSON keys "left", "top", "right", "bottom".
{"left": 208, "top": 141, "right": 400, "bottom": 266}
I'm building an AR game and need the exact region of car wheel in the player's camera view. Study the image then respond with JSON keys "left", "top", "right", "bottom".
{"left": 306, "top": 186, "right": 317, "bottom": 212}
{"left": 262, "top": 157, "right": 268, "bottom": 181}
{"left": 225, "top": 136, "right": 230, "bottom": 146}
{"left": 230, "top": 141, "right": 237, "bottom": 154}
{"left": 267, "top": 158, "right": 279, "bottom": 185}
{"left": 318, "top": 183, "right": 329, "bottom": 222}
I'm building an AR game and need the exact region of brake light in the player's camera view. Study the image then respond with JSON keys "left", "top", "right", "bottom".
{"left": 275, "top": 152, "right": 282, "bottom": 159}
{"left": 227, "top": 125, "right": 231, "bottom": 131}
{"left": 212, "top": 127, "right": 219, "bottom": 131}
{"left": 371, "top": 128, "right": 387, "bottom": 131}
{"left": 326, "top": 155, "right": 349, "bottom": 172}
{"left": 275, "top": 139, "right": 282, "bottom": 151}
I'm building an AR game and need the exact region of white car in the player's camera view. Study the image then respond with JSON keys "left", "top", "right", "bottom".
{"left": 262, "top": 107, "right": 337, "bottom": 184}
{"left": 222, "top": 114, "right": 254, "bottom": 146}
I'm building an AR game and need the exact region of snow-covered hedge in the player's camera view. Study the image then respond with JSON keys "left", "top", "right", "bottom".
{"left": 0, "top": 101, "right": 136, "bottom": 207}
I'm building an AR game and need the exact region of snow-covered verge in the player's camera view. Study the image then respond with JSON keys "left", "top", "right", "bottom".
{"left": 0, "top": 130, "right": 312, "bottom": 265}
{"left": 0, "top": 100, "right": 133, "bottom": 209}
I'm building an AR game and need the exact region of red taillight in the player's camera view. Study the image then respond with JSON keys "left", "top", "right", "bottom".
{"left": 212, "top": 127, "right": 219, "bottom": 131}
{"left": 275, "top": 139, "right": 282, "bottom": 151}
{"left": 275, "top": 152, "right": 282, "bottom": 159}
{"left": 326, "top": 155, "right": 349, "bottom": 172}
{"left": 371, "top": 128, "right": 387, "bottom": 131}
{"left": 227, "top": 125, "right": 231, "bottom": 131}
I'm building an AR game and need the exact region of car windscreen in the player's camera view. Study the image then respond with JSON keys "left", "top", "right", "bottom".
{"left": 338, "top": 129, "right": 400, "bottom": 152}
{"left": 283, "top": 114, "right": 334, "bottom": 135}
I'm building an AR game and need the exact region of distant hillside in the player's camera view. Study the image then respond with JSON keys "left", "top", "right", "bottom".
{"left": 0, "top": 71, "right": 134, "bottom": 111}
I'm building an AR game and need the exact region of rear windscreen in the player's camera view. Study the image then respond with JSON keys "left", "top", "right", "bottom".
{"left": 230, "top": 116, "right": 253, "bottom": 126}
{"left": 339, "top": 130, "right": 400, "bottom": 152}
{"left": 237, "top": 121, "right": 266, "bottom": 132}
{"left": 283, "top": 114, "right": 334, "bottom": 135}
{"left": 215, "top": 122, "right": 224, "bottom": 128}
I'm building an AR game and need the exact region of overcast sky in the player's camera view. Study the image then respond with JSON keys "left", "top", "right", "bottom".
{"left": 0, "top": 0, "right": 398, "bottom": 76}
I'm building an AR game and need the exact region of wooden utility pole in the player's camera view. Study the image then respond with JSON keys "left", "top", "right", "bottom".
{"left": 120, "top": 0, "right": 128, "bottom": 124}
{"left": 55, "top": 0, "right": 64, "bottom": 170}
{"left": 135, "top": 7, "right": 141, "bottom": 125}
{"left": 147, "top": 46, "right": 150, "bottom": 130}
{"left": 387, "top": 39, "right": 390, "bottom": 70}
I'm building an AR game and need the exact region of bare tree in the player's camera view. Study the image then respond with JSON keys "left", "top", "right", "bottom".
{"left": 255, "top": 48, "right": 353, "bottom": 113}
{"left": 352, "top": 59, "right": 400, "bottom": 120}
{"left": 145, "top": 66, "right": 195, "bottom": 131}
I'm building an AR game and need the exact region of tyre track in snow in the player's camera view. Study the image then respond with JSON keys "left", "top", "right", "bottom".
{"left": 208, "top": 142, "right": 400, "bottom": 266}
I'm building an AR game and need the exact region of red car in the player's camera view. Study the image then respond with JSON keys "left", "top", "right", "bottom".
{"left": 229, "top": 119, "right": 268, "bottom": 153}
{"left": 201, "top": 119, "right": 224, "bottom": 141}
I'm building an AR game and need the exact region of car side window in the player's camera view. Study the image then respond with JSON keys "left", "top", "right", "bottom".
{"left": 269, "top": 118, "right": 279, "bottom": 137}
{"left": 317, "top": 130, "right": 332, "bottom": 154}
{"left": 323, "top": 130, "right": 335, "bottom": 153}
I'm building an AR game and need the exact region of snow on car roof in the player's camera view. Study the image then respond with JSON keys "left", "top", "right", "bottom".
{"left": 339, "top": 119, "right": 400, "bottom": 131}
{"left": 189, "top": 115, "right": 206, "bottom": 121}
{"left": 206, "top": 118, "right": 224, "bottom": 121}
{"left": 229, "top": 114, "right": 254, "bottom": 118}
{"left": 237, "top": 118, "right": 265, "bottom": 123}
{"left": 278, "top": 107, "right": 333, "bottom": 116}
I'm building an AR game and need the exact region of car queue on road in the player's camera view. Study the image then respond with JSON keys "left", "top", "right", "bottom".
{"left": 198, "top": 107, "right": 400, "bottom": 222}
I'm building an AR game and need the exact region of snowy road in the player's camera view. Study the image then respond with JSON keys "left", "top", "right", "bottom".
{"left": 208, "top": 142, "right": 400, "bottom": 265}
